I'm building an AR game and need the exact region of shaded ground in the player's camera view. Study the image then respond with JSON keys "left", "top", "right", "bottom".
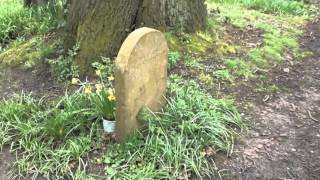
{"left": 0, "top": 64, "right": 64, "bottom": 99}
{"left": 219, "top": 10, "right": 320, "bottom": 180}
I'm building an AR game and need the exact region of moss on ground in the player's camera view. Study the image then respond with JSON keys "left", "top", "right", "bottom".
{"left": 0, "top": 36, "right": 58, "bottom": 68}
{"left": 167, "top": 1, "right": 311, "bottom": 87}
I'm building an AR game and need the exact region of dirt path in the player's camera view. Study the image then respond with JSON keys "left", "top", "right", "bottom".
{"left": 221, "top": 8, "right": 320, "bottom": 180}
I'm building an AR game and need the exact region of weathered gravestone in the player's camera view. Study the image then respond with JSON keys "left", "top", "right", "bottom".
{"left": 115, "top": 27, "right": 168, "bottom": 141}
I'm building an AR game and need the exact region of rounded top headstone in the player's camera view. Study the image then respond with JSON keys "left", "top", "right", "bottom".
{"left": 116, "top": 27, "right": 168, "bottom": 70}
{"left": 115, "top": 27, "right": 168, "bottom": 141}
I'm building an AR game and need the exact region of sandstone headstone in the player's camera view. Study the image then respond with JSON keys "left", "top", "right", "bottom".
{"left": 115, "top": 27, "right": 168, "bottom": 141}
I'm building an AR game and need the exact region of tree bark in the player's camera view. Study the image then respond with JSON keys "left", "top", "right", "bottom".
{"left": 136, "top": 0, "right": 207, "bottom": 32}
{"left": 24, "top": 0, "right": 49, "bottom": 7}
{"left": 65, "top": 0, "right": 207, "bottom": 75}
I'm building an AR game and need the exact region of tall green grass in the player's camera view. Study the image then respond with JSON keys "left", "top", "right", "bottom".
{"left": 213, "top": 0, "right": 307, "bottom": 15}
{"left": 0, "top": 93, "right": 100, "bottom": 179}
{"left": 0, "top": 0, "right": 58, "bottom": 43}
{"left": 0, "top": 77, "right": 246, "bottom": 179}
{"left": 103, "top": 77, "right": 246, "bottom": 179}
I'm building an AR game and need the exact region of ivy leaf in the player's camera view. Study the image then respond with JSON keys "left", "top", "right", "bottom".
{"left": 104, "top": 156, "right": 112, "bottom": 164}
{"left": 106, "top": 167, "right": 117, "bottom": 177}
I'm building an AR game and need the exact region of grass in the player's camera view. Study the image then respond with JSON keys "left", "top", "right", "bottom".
{"left": 168, "top": 51, "right": 181, "bottom": 70}
{"left": 0, "top": 0, "right": 63, "bottom": 68}
{"left": 0, "top": 92, "right": 102, "bottom": 179}
{"left": 203, "top": 0, "right": 310, "bottom": 82}
{"left": 0, "top": 0, "right": 60, "bottom": 45}
{"left": 0, "top": 35, "right": 59, "bottom": 68}
{"left": 0, "top": 0, "right": 314, "bottom": 179}
{"left": 212, "top": 0, "right": 308, "bottom": 15}
{"left": 0, "top": 77, "right": 245, "bottom": 179}
{"left": 164, "top": 1, "right": 311, "bottom": 85}
{"left": 102, "top": 76, "right": 246, "bottom": 179}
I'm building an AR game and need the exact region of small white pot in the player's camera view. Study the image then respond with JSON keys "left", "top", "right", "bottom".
{"left": 102, "top": 118, "right": 115, "bottom": 133}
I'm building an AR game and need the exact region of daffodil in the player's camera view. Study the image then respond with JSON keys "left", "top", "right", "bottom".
{"left": 71, "top": 78, "right": 80, "bottom": 85}
{"left": 95, "top": 70, "right": 102, "bottom": 76}
{"left": 107, "top": 88, "right": 116, "bottom": 101}
{"left": 107, "top": 88, "right": 114, "bottom": 95}
{"left": 95, "top": 83, "right": 103, "bottom": 93}
{"left": 108, "top": 94, "right": 116, "bottom": 101}
{"left": 84, "top": 86, "right": 92, "bottom": 94}
{"left": 108, "top": 75, "right": 114, "bottom": 81}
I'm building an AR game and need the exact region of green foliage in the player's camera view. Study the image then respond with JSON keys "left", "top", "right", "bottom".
{"left": 0, "top": 74, "right": 246, "bottom": 179}
{"left": 218, "top": 31, "right": 300, "bottom": 80}
{"left": 91, "top": 57, "right": 114, "bottom": 79}
{"left": 165, "top": 21, "right": 221, "bottom": 54}
{"left": 214, "top": 69, "right": 235, "bottom": 82}
{"left": 248, "top": 31, "right": 299, "bottom": 66}
{"left": 206, "top": 0, "right": 306, "bottom": 81}
{"left": 198, "top": 72, "right": 214, "bottom": 86}
{"left": 90, "top": 58, "right": 116, "bottom": 119}
{"left": 0, "top": 92, "right": 100, "bottom": 179}
{"left": 0, "top": 0, "right": 59, "bottom": 43}
{"left": 103, "top": 77, "right": 246, "bottom": 179}
{"left": 168, "top": 51, "right": 180, "bottom": 70}
{"left": 184, "top": 55, "right": 205, "bottom": 71}
{"left": 90, "top": 89, "right": 116, "bottom": 119}
{"left": 0, "top": 36, "right": 57, "bottom": 67}
{"left": 48, "top": 44, "right": 80, "bottom": 81}
{"left": 213, "top": 0, "right": 307, "bottom": 15}
{"left": 224, "top": 59, "right": 253, "bottom": 79}
{"left": 44, "top": 93, "right": 95, "bottom": 139}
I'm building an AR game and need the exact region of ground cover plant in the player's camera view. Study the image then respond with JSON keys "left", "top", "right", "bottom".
{"left": 102, "top": 77, "right": 245, "bottom": 179}
{"left": 165, "top": 0, "right": 313, "bottom": 86}
{"left": 161, "top": 0, "right": 313, "bottom": 89}
{"left": 0, "top": 92, "right": 101, "bottom": 179}
{"left": 0, "top": 75, "right": 245, "bottom": 179}
{"left": 0, "top": 0, "right": 59, "bottom": 45}
{"left": 214, "top": 0, "right": 307, "bottom": 15}
{"left": 209, "top": 2, "right": 310, "bottom": 81}
{"left": 0, "top": 0, "right": 63, "bottom": 70}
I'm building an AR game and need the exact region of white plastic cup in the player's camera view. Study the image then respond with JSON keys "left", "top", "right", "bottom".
{"left": 103, "top": 119, "right": 115, "bottom": 133}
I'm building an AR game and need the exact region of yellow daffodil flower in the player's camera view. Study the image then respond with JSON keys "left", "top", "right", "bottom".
{"left": 95, "top": 84, "right": 103, "bottom": 93}
{"left": 95, "top": 70, "right": 102, "bottom": 76}
{"left": 108, "top": 75, "right": 114, "bottom": 81}
{"left": 107, "top": 88, "right": 116, "bottom": 101}
{"left": 108, "top": 94, "right": 116, "bottom": 101}
{"left": 71, "top": 78, "right": 80, "bottom": 85}
{"left": 84, "top": 86, "right": 92, "bottom": 94}
{"left": 107, "top": 88, "right": 114, "bottom": 95}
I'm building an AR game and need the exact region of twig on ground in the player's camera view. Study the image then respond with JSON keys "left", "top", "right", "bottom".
{"left": 308, "top": 110, "right": 319, "bottom": 122}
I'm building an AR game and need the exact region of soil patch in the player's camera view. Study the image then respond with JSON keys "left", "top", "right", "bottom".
{"left": 0, "top": 64, "right": 64, "bottom": 99}
{"left": 0, "top": 146, "right": 15, "bottom": 180}
{"left": 216, "top": 10, "right": 320, "bottom": 180}
{"left": 224, "top": 24, "right": 264, "bottom": 49}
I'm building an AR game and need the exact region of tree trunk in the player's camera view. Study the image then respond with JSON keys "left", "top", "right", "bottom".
{"left": 136, "top": 0, "right": 207, "bottom": 32}
{"left": 65, "top": 0, "right": 207, "bottom": 75}
{"left": 24, "top": 0, "right": 48, "bottom": 7}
